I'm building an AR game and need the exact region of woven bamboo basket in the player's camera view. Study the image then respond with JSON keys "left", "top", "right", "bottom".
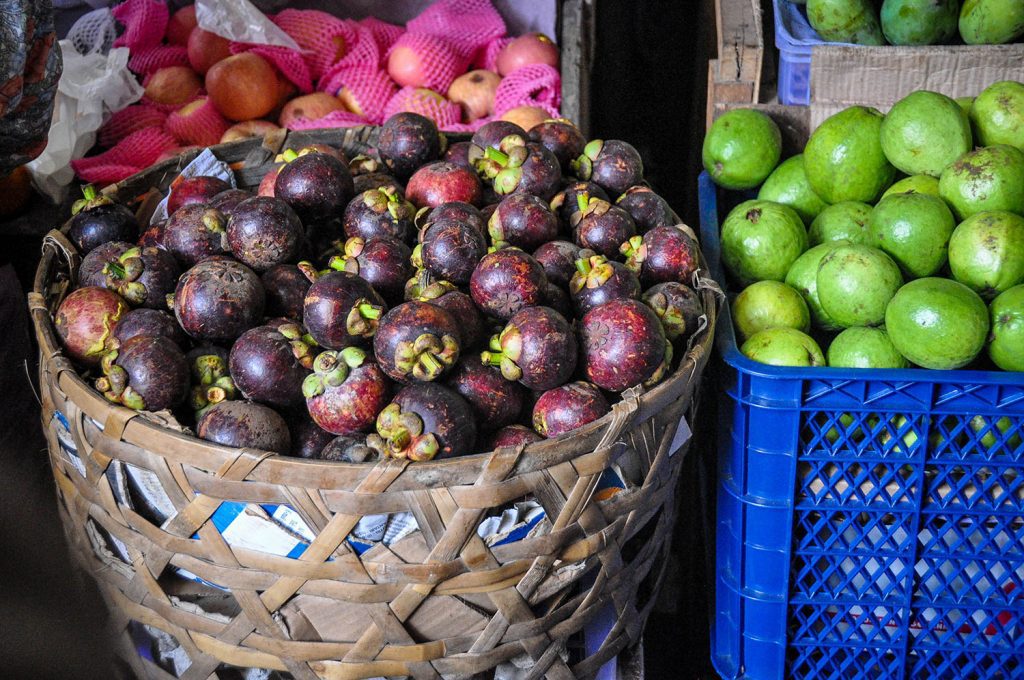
{"left": 29, "top": 125, "right": 720, "bottom": 680}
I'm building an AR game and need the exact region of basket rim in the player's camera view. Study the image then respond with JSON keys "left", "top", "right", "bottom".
{"left": 31, "top": 127, "right": 720, "bottom": 479}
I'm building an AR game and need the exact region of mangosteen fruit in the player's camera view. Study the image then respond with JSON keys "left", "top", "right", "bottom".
{"left": 303, "top": 347, "right": 390, "bottom": 435}
{"left": 102, "top": 245, "right": 180, "bottom": 309}
{"left": 405, "top": 161, "right": 483, "bottom": 209}
{"left": 420, "top": 219, "right": 488, "bottom": 285}
{"left": 616, "top": 186, "right": 674, "bottom": 233}
{"left": 572, "top": 139, "right": 644, "bottom": 197}
{"left": 489, "top": 193, "right": 559, "bottom": 251}
{"left": 162, "top": 203, "right": 229, "bottom": 266}
{"left": 533, "top": 240, "right": 581, "bottom": 288}
{"left": 550, "top": 181, "right": 609, "bottom": 229}
{"left": 302, "top": 270, "right": 386, "bottom": 349}
{"left": 642, "top": 282, "right": 703, "bottom": 345}
{"left": 287, "top": 411, "right": 335, "bottom": 459}
{"left": 188, "top": 346, "right": 237, "bottom": 418}
{"left": 54, "top": 287, "right": 129, "bottom": 366}
{"left": 274, "top": 150, "right": 355, "bottom": 223}
{"left": 403, "top": 268, "right": 452, "bottom": 302}
{"left": 529, "top": 119, "right": 586, "bottom": 173}
{"left": 173, "top": 258, "right": 265, "bottom": 343}
{"left": 444, "top": 140, "right": 473, "bottom": 169}
{"left": 197, "top": 400, "right": 291, "bottom": 454}
{"left": 570, "top": 254, "right": 641, "bottom": 315}
{"left": 544, "top": 282, "right": 573, "bottom": 318}
{"left": 482, "top": 306, "right": 577, "bottom": 391}
{"left": 80, "top": 241, "right": 132, "bottom": 288}
{"left": 621, "top": 226, "right": 699, "bottom": 287}
{"left": 319, "top": 434, "right": 379, "bottom": 462}
{"left": 378, "top": 112, "right": 445, "bottom": 180}
{"left": 417, "top": 201, "right": 487, "bottom": 237}
{"left": 487, "top": 424, "right": 542, "bottom": 449}
{"left": 168, "top": 176, "right": 232, "bottom": 216}
{"left": 353, "top": 172, "right": 404, "bottom": 196}
{"left": 68, "top": 186, "right": 138, "bottom": 254}
{"left": 532, "top": 381, "right": 610, "bottom": 438}
{"left": 343, "top": 186, "right": 415, "bottom": 243}
{"left": 370, "top": 383, "right": 476, "bottom": 460}
{"left": 261, "top": 264, "right": 310, "bottom": 321}
{"left": 208, "top": 188, "right": 253, "bottom": 217}
{"left": 417, "top": 287, "right": 485, "bottom": 349}
{"left": 328, "top": 236, "right": 412, "bottom": 303}
{"left": 487, "top": 137, "right": 562, "bottom": 201}
{"left": 113, "top": 308, "right": 186, "bottom": 347}
{"left": 373, "top": 301, "right": 461, "bottom": 383}
{"left": 226, "top": 196, "right": 303, "bottom": 272}
{"left": 469, "top": 121, "right": 527, "bottom": 175}
{"left": 229, "top": 323, "right": 316, "bottom": 408}
{"left": 469, "top": 248, "right": 548, "bottom": 320}
{"left": 445, "top": 358, "right": 524, "bottom": 431}
{"left": 572, "top": 194, "right": 637, "bottom": 259}
{"left": 580, "top": 298, "right": 668, "bottom": 392}
{"left": 95, "top": 335, "right": 189, "bottom": 411}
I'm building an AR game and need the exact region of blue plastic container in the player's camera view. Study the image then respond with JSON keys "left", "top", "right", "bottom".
{"left": 773, "top": 0, "right": 857, "bottom": 105}
{"left": 699, "top": 171, "right": 1024, "bottom": 679}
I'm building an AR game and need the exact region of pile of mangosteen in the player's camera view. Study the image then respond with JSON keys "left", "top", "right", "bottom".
{"left": 53, "top": 112, "right": 704, "bottom": 462}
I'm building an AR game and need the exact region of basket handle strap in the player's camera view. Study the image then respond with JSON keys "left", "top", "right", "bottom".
{"left": 42, "top": 229, "right": 81, "bottom": 285}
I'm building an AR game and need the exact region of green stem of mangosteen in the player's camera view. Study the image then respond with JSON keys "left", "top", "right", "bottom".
{"left": 82, "top": 184, "right": 97, "bottom": 201}
{"left": 326, "top": 254, "right": 347, "bottom": 271}
{"left": 488, "top": 334, "right": 503, "bottom": 352}
{"left": 121, "top": 386, "right": 146, "bottom": 410}
{"left": 485, "top": 146, "right": 509, "bottom": 165}
{"left": 499, "top": 356, "right": 522, "bottom": 381}
{"left": 301, "top": 374, "right": 325, "bottom": 399}
{"left": 414, "top": 353, "right": 443, "bottom": 381}
{"left": 206, "top": 385, "right": 228, "bottom": 404}
{"left": 105, "top": 262, "right": 126, "bottom": 280}
{"left": 409, "top": 433, "right": 439, "bottom": 462}
{"left": 358, "top": 302, "right": 381, "bottom": 320}
{"left": 390, "top": 427, "right": 411, "bottom": 453}
{"left": 121, "top": 282, "right": 146, "bottom": 305}
{"left": 313, "top": 350, "right": 339, "bottom": 374}
{"left": 339, "top": 346, "right": 367, "bottom": 368}
{"left": 344, "top": 237, "right": 364, "bottom": 258}
{"left": 575, "top": 257, "right": 592, "bottom": 276}
{"left": 577, "top": 194, "right": 589, "bottom": 215}
{"left": 95, "top": 377, "right": 111, "bottom": 393}
{"left": 203, "top": 210, "right": 225, "bottom": 233}
{"left": 282, "top": 149, "right": 299, "bottom": 163}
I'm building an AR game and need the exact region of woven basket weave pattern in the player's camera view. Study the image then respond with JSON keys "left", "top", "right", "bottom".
{"left": 31, "top": 126, "right": 718, "bottom": 680}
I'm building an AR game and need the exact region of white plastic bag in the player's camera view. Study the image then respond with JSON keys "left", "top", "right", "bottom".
{"left": 195, "top": 0, "right": 302, "bottom": 50}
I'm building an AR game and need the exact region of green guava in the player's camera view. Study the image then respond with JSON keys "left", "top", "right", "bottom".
{"left": 880, "top": 90, "right": 972, "bottom": 177}
{"left": 804, "top": 106, "right": 895, "bottom": 204}
{"left": 868, "top": 192, "right": 956, "bottom": 278}
{"left": 807, "top": 0, "right": 885, "bottom": 44}
{"left": 988, "top": 284, "right": 1024, "bottom": 372}
{"left": 703, "top": 109, "right": 782, "bottom": 190}
{"left": 938, "top": 145, "right": 1024, "bottom": 220}
{"left": 959, "top": 0, "right": 1024, "bottom": 45}
{"left": 808, "top": 201, "right": 873, "bottom": 245}
{"left": 785, "top": 241, "right": 848, "bottom": 330}
{"left": 720, "top": 199, "right": 808, "bottom": 286}
{"left": 757, "top": 154, "right": 828, "bottom": 225}
{"left": 732, "top": 280, "right": 810, "bottom": 341}
{"left": 817, "top": 244, "right": 904, "bottom": 327}
{"left": 826, "top": 326, "right": 909, "bottom": 368}
{"left": 881, "top": 0, "right": 958, "bottom": 45}
{"left": 741, "top": 327, "right": 826, "bottom": 367}
{"left": 881, "top": 175, "right": 941, "bottom": 199}
{"left": 970, "top": 80, "right": 1024, "bottom": 152}
{"left": 948, "top": 210, "right": 1024, "bottom": 299}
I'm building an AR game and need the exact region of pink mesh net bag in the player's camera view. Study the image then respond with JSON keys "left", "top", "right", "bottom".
{"left": 319, "top": 65, "right": 396, "bottom": 125}
{"left": 273, "top": 10, "right": 356, "bottom": 82}
{"left": 228, "top": 43, "right": 312, "bottom": 94}
{"left": 383, "top": 86, "right": 462, "bottom": 129}
{"left": 493, "top": 64, "right": 561, "bottom": 118}
{"left": 406, "top": 0, "right": 505, "bottom": 60}
{"left": 112, "top": 0, "right": 168, "bottom": 51}
{"left": 166, "top": 97, "right": 230, "bottom": 147}
{"left": 72, "top": 127, "right": 178, "bottom": 185}
{"left": 128, "top": 46, "right": 190, "bottom": 76}
{"left": 98, "top": 105, "right": 168, "bottom": 148}
{"left": 360, "top": 17, "right": 405, "bottom": 54}
{"left": 477, "top": 36, "right": 512, "bottom": 71}
{"left": 386, "top": 32, "right": 467, "bottom": 93}
{"left": 285, "top": 109, "right": 367, "bottom": 131}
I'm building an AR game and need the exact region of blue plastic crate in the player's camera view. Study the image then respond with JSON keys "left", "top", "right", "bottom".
{"left": 773, "top": 0, "right": 857, "bottom": 105}
{"left": 699, "top": 171, "right": 1024, "bottom": 680}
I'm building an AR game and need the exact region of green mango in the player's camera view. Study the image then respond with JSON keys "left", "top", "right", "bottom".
{"left": 807, "top": 0, "right": 886, "bottom": 45}
{"left": 959, "top": 0, "right": 1024, "bottom": 45}
{"left": 881, "top": 0, "right": 958, "bottom": 45}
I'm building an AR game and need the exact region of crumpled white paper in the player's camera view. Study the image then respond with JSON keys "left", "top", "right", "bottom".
{"left": 26, "top": 29, "right": 143, "bottom": 202}
{"left": 195, "top": 0, "right": 302, "bottom": 51}
{"left": 150, "top": 148, "right": 238, "bottom": 224}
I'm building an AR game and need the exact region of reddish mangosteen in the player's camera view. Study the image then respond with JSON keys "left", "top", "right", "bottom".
{"left": 274, "top": 150, "right": 355, "bottom": 223}
{"left": 485, "top": 137, "right": 562, "bottom": 201}
{"left": 163, "top": 203, "right": 229, "bottom": 266}
{"left": 406, "top": 161, "right": 483, "bottom": 209}
{"left": 303, "top": 347, "right": 390, "bottom": 435}
{"left": 621, "top": 225, "right": 699, "bottom": 287}
{"left": 550, "top": 181, "right": 609, "bottom": 229}
{"left": 258, "top": 165, "right": 282, "bottom": 197}
{"left": 469, "top": 248, "right": 548, "bottom": 320}
{"left": 302, "top": 270, "right": 386, "bottom": 349}
{"left": 533, "top": 240, "right": 581, "bottom": 288}
{"left": 208, "top": 188, "right": 253, "bottom": 217}
{"left": 489, "top": 193, "right": 558, "bottom": 251}
{"left": 420, "top": 219, "right": 488, "bottom": 285}
{"left": 532, "top": 381, "right": 610, "bottom": 438}
{"left": 417, "top": 286, "right": 485, "bottom": 349}
{"left": 444, "top": 141, "right": 473, "bottom": 169}
{"left": 580, "top": 298, "right": 668, "bottom": 392}
{"left": 487, "top": 424, "right": 542, "bottom": 449}
{"left": 80, "top": 241, "right": 133, "bottom": 288}
{"left": 482, "top": 306, "right": 576, "bottom": 391}
{"left": 353, "top": 172, "right": 404, "bottom": 196}
{"left": 417, "top": 201, "right": 487, "bottom": 237}
{"left": 102, "top": 245, "right": 180, "bottom": 309}
{"left": 67, "top": 186, "right": 139, "bottom": 254}
{"left": 378, "top": 112, "right": 445, "bottom": 180}
{"left": 113, "top": 308, "right": 186, "bottom": 347}
{"left": 616, "top": 186, "right": 674, "bottom": 233}
{"left": 445, "top": 358, "right": 524, "bottom": 431}
{"left": 95, "top": 336, "right": 189, "bottom": 411}
{"left": 226, "top": 196, "right": 303, "bottom": 272}
{"left": 544, "top": 283, "right": 572, "bottom": 318}
{"left": 197, "top": 400, "right": 291, "bottom": 454}
{"left": 572, "top": 139, "right": 644, "bottom": 197}
{"left": 327, "top": 236, "right": 412, "bottom": 303}
{"left": 229, "top": 322, "right": 316, "bottom": 407}
{"left": 168, "top": 176, "right": 232, "bottom": 216}
{"left": 173, "top": 258, "right": 265, "bottom": 343}
{"left": 572, "top": 194, "right": 637, "bottom": 259}
{"left": 529, "top": 119, "right": 586, "bottom": 173}
{"left": 54, "top": 287, "right": 129, "bottom": 366}
{"left": 469, "top": 120, "right": 527, "bottom": 168}
{"left": 138, "top": 220, "right": 165, "bottom": 249}
{"left": 187, "top": 345, "right": 237, "bottom": 418}
{"left": 370, "top": 383, "right": 476, "bottom": 460}
{"left": 373, "top": 301, "right": 461, "bottom": 383}
{"left": 343, "top": 186, "right": 416, "bottom": 243}
{"left": 570, "top": 254, "right": 641, "bottom": 315}
{"left": 261, "top": 264, "right": 310, "bottom": 321}
{"left": 286, "top": 411, "right": 335, "bottom": 459}
{"left": 319, "top": 434, "right": 379, "bottom": 462}
{"left": 642, "top": 282, "right": 703, "bottom": 346}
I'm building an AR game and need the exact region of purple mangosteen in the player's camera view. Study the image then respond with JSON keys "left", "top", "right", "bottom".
{"left": 168, "top": 176, "right": 232, "bottom": 216}
{"left": 370, "top": 383, "right": 476, "bottom": 460}
{"left": 229, "top": 322, "right": 316, "bottom": 407}
{"left": 416, "top": 201, "right": 487, "bottom": 237}
{"left": 208, "top": 188, "right": 253, "bottom": 217}
{"left": 488, "top": 193, "right": 559, "bottom": 251}
{"left": 482, "top": 306, "right": 577, "bottom": 391}
{"left": 101, "top": 245, "right": 180, "bottom": 309}
{"left": 406, "top": 161, "right": 483, "bottom": 209}
{"left": 444, "top": 140, "right": 473, "bottom": 169}
{"left": 469, "top": 248, "right": 548, "bottom": 320}
{"left": 529, "top": 119, "right": 586, "bottom": 173}
{"left": 274, "top": 150, "right": 355, "bottom": 223}
{"left": 532, "top": 381, "right": 610, "bottom": 438}
{"left": 533, "top": 240, "right": 581, "bottom": 288}
{"left": 616, "top": 185, "right": 674, "bottom": 233}
{"left": 328, "top": 236, "right": 412, "bottom": 304}
{"left": 373, "top": 301, "right": 461, "bottom": 383}
{"left": 54, "top": 287, "right": 129, "bottom": 367}
{"left": 173, "top": 258, "right": 265, "bottom": 343}
{"left": 445, "top": 358, "right": 524, "bottom": 431}
{"left": 642, "top": 282, "right": 703, "bottom": 346}
{"left": 197, "top": 400, "right": 291, "bottom": 454}
{"left": 549, "top": 181, "right": 609, "bottom": 231}
{"left": 487, "top": 424, "right": 542, "bottom": 449}
{"left": 620, "top": 226, "right": 699, "bottom": 287}
{"left": 343, "top": 186, "right": 416, "bottom": 243}
{"left": 95, "top": 335, "right": 189, "bottom": 411}
{"left": 580, "top": 298, "right": 668, "bottom": 392}
{"left": 569, "top": 254, "right": 641, "bottom": 315}
{"left": 302, "top": 270, "right": 386, "bottom": 349}
{"left": 226, "top": 196, "right": 303, "bottom": 272}
{"left": 68, "top": 186, "right": 139, "bottom": 254}
{"left": 113, "top": 308, "right": 186, "bottom": 347}
{"left": 377, "top": 112, "right": 445, "bottom": 180}
{"left": 261, "top": 264, "right": 310, "bottom": 321}
{"left": 572, "top": 139, "right": 644, "bottom": 197}
{"left": 420, "top": 218, "right": 488, "bottom": 285}
{"left": 572, "top": 194, "right": 637, "bottom": 259}
{"left": 303, "top": 347, "right": 391, "bottom": 435}
{"left": 162, "top": 204, "right": 229, "bottom": 266}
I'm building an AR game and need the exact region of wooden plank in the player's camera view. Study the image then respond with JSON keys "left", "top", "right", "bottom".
{"left": 559, "top": 0, "right": 595, "bottom": 136}
{"left": 714, "top": 0, "right": 764, "bottom": 101}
